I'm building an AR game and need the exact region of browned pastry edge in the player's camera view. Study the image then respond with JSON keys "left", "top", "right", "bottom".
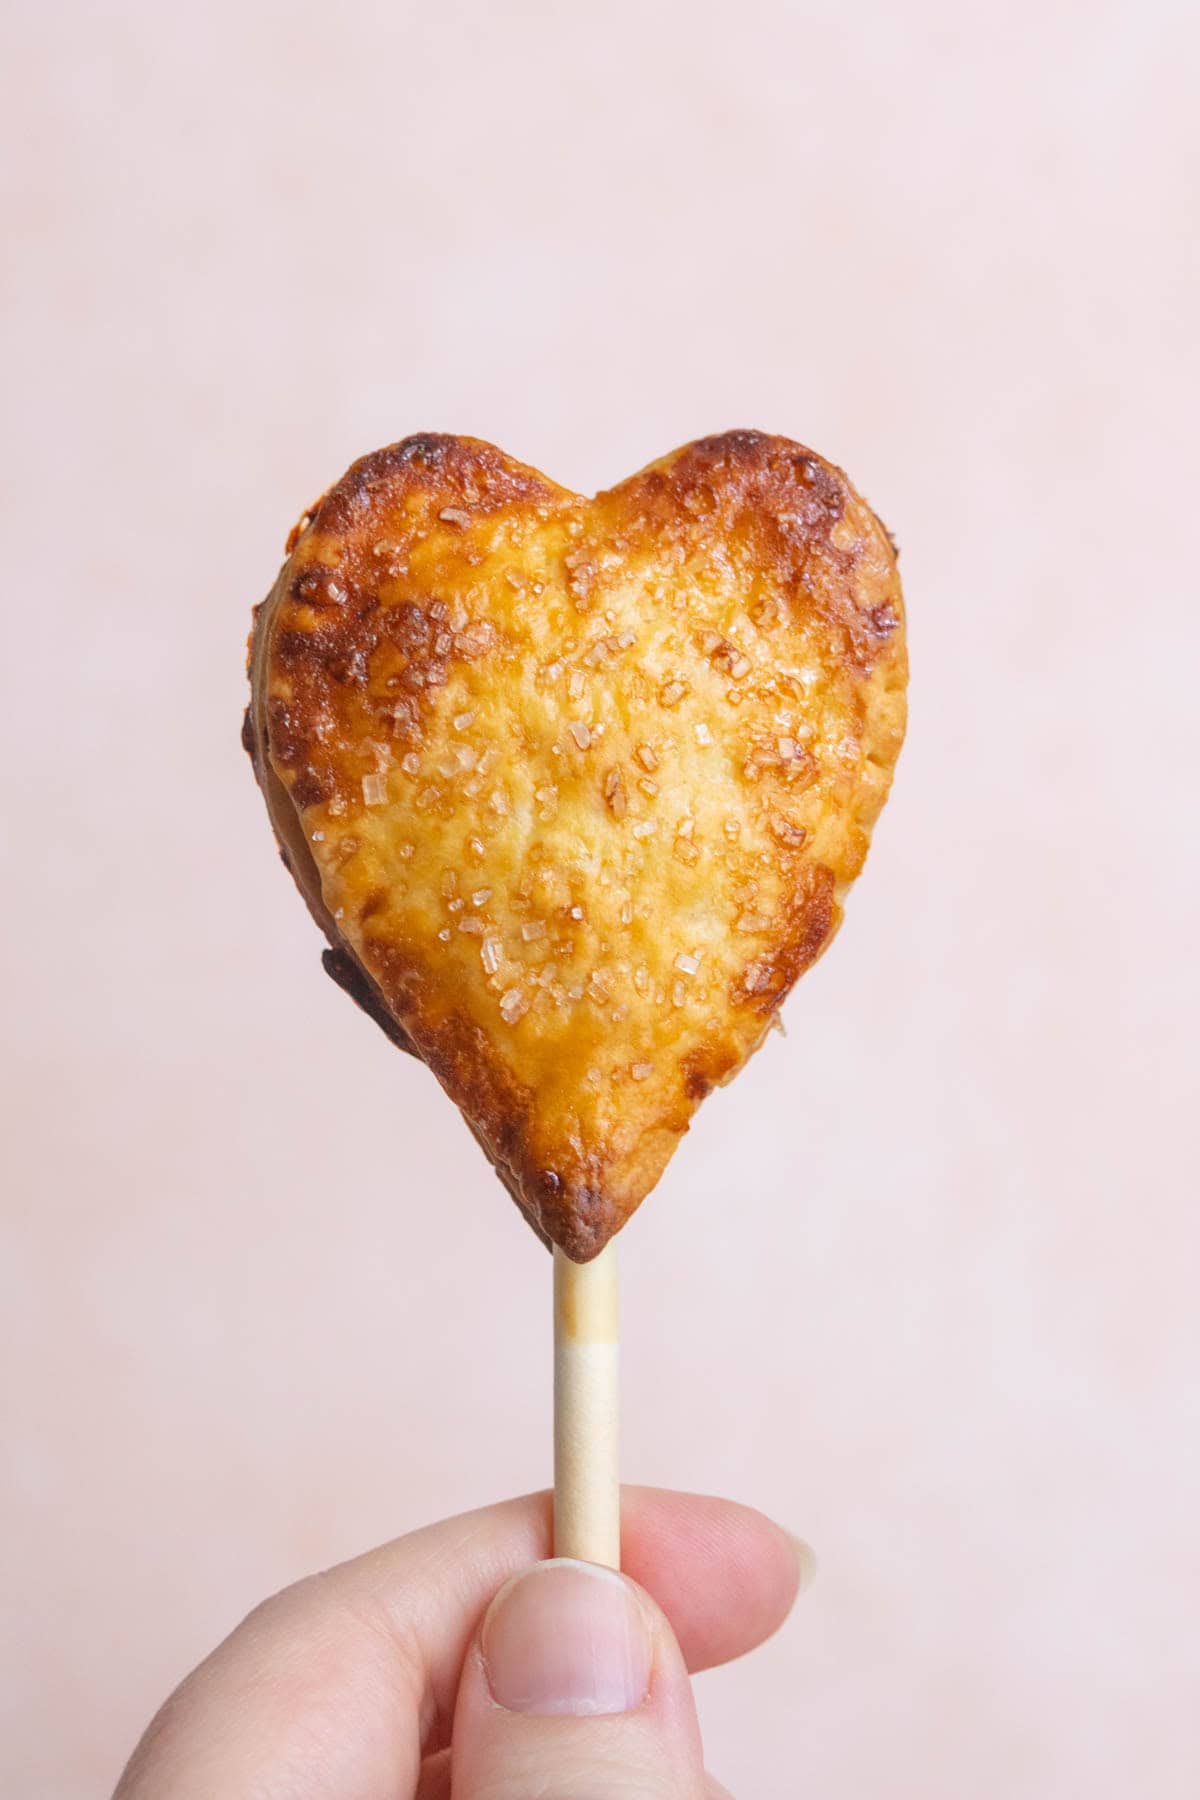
{"left": 245, "top": 594, "right": 553, "bottom": 1249}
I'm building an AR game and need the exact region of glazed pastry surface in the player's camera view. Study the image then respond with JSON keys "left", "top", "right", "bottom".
{"left": 246, "top": 431, "right": 907, "bottom": 1259}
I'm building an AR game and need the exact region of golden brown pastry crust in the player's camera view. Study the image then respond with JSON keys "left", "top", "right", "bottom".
{"left": 246, "top": 432, "right": 906, "bottom": 1259}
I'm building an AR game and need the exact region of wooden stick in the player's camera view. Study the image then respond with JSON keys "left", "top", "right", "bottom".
{"left": 553, "top": 1242, "right": 620, "bottom": 1567}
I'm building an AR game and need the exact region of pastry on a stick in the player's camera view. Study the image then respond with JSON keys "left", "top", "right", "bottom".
{"left": 245, "top": 431, "right": 906, "bottom": 1263}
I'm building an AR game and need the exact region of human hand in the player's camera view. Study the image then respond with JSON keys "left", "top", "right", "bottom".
{"left": 113, "top": 1485, "right": 810, "bottom": 1798}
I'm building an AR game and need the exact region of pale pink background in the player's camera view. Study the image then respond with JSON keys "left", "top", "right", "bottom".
{"left": 2, "top": 3, "right": 1197, "bottom": 1795}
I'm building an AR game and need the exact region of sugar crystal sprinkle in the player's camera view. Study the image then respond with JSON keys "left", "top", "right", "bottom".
{"left": 499, "top": 987, "right": 529, "bottom": 1023}
{"left": 674, "top": 952, "right": 701, "bottom": 976}
{"left": 439, "top": 507, "right": 472, "bottom": 526}
{"left": 630, "top": 1061, "right": 653, "bottom": 1081}
{"left": 361, "top": 773, "right": 387, "bottom": 806}
{"left": 456, "top": 622, "right": 494, "bottom": 657}
{"left": 568, "top": 720, "right": 592, "bottom": 750}
{"left": 481, "top": 935, "right": 502, "bottom": 974}
{"left": 603, "top": 767, "right": 628, "bottom": 819}
{"left": 770, "top": 815, "right": 807, "bottom": 846}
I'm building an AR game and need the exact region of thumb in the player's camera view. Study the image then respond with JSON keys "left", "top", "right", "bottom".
{"left": 450, "top": 1557, "right": 722, "bottom": 1799}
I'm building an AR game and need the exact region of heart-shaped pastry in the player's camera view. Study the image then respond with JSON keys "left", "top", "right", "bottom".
{"left": 245, "top": 432, "right": 906, "bottom": 1260}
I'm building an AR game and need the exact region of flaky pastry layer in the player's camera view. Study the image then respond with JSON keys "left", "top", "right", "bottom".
{"left": 246, "top": 432, "right": 906, "bottom": 1259}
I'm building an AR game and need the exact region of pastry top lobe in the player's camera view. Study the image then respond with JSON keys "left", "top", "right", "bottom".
{"left": 246, "top": 431, "right": 906, "bottom": 1259}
